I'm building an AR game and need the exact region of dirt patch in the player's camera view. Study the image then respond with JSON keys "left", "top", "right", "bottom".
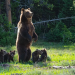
{"left": 49, "top": 66, "right": 75, "bottom": 69}
{"left": 0, "top": 63, "right": 10, "bottom": 68}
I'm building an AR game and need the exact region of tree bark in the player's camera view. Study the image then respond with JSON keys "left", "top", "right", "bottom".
{"left": 0, "top": 0, "right": 1, "bottom": 14}
{"left": 5, "top": 0, "right": 12, "bottom": 23}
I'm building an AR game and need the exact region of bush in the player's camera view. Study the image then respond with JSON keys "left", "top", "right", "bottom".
{"left": 0, "top": 14, "right": 16, "bottom": 46}
{"left": 69, "top": 26, "right": 75, "bottom": 42}
{"left": 46, "top": 27, "right": 62, "bottom": 42}
{"left": 46, "top": 22, "right": 72, "bottom": 43}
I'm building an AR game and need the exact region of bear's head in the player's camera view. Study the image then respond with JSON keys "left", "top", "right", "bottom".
{"left": 0, "top": 49, "right": 7, "bottom": 56}
{"left": 36, "top": 49, "right": 43, "bottom": 55}
{"left": 9, "top": 50, "right": 15, "bottom": 57}
{"left": 41, "top": 48, "right": 47, "bottom": 54}
{"left": 20, "top": 8, "right": 33, "bottom": 20}
{"left": 20, "top": 8, "right": 33, "bottom": 23}
{"left": 0, "top": 50, "right": 3, "bottom": 56}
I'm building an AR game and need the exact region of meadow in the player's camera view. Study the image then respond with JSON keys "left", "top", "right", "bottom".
{"left": 0, "top": 40, "right": 75, "bottom": 75}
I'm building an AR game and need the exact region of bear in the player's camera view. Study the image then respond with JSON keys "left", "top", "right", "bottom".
{"left": 38, "top": 48, "right": 47, "bottom": 62}
{"left": 0, "top": 50, "right": 4, "bottom": 63}
{"left": 32, "top": 49, "right": 42, "bottom": 63}
{"left": 16, "top": 8, "right": 38, "bottom": 62}
{"left": 1, "top": 49, "right": 7, "bottom": 56}
{"left": 0, "top": 49, "right": 7, "bottom": 63}
{"left": 4, "top": 50, "right": 15, "bottom": 62}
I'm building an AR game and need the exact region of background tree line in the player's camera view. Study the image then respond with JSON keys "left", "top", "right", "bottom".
{"left": 0, "top": 0, "right": 75, "bottom": 46}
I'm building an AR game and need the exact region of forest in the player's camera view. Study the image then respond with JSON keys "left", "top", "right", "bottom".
{"left": 0, "top": 0, "right": 75, "bottom": 46}
{"left": 0, "top": 0, "right": 75, "bottom": 75}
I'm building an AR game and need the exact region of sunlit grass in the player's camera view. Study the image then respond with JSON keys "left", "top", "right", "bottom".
{"left": 0, "top": 40, "right": 75, "bottom": 75}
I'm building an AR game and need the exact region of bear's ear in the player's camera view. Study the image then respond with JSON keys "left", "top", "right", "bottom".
{"left": 21, "top": 8, "right": 24, "bottom": 14}
{"left": 1, "top": 49, "right": 2, "bottom": 51}
{"left": 21, "top": 8, "right": 24, "bottom": 11}
{"left": 36, "top": 49, "right": 38, "bottom": 51}
{"left": 28, "top": 8, "right": 30, "bottom": 10}
{"left": 44, "top": 48, "right": 46, "bottom": 50}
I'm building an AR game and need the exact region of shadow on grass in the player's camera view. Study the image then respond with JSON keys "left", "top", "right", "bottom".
{"left": 1, "top": 40, "right": 75, "bottom": 51}
{"left": 33, "top": 62, "right": 48, "bottom": 67}
{"left": 32, "top": 40, "right": 75, "bottom": 50}
{"left": 14, "top": 59, "right": 51, "bottom": 68}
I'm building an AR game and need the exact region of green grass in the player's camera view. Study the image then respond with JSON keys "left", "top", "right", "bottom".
{"left": 0, "top": 40, "right": 75, "bottom": 75}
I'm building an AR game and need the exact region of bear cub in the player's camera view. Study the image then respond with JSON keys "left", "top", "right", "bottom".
{"left": 32, "top": 49, "right": 42, "bottom": 63}
{"left": 4, "top": 50, "right": 15, "bottom": 62}
{"left": 38, "top": 48, "right": 47, "bottom": 62}
{"left": 0, "top": 49, "right": 7, "bottom": 63}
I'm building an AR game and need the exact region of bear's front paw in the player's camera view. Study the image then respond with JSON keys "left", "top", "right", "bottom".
{"left": 34, "top": 38, "right": 38, "bottom": 42}
{"left": 28, "top": 36, "right": 32, "bottom": 42}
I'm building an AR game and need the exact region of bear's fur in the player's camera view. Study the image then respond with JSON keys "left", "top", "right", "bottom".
{"left": 4, "top": 50, "right": 15, "bottom": 62}
{"left": 1, "top": 49, "right": 7, "bottom": 56}
{"left": 38, "top": 49, "right": 47, "bottom": 62}
{"left": 0, "top": 49, "right": 7, "bottom": 63}
{"left": 0, "top": 50, "right": 4, "bottom": 63}
{"left": 16, "top": 8, "right": 38, "bottom": 62}
{"left": 32, "top": 49, "right": 42, "bottom": 63}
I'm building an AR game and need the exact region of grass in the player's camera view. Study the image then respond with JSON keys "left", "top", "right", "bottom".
{"left": 0, "top": 40, "right": 75, "bottom": 75}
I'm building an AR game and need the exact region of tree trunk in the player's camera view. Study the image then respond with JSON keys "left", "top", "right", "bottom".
{"left": 0, "top": 0, "right": 1, "bottom": 14}
{"left": 5, "top": 0, "right": 12, "bottom": 23}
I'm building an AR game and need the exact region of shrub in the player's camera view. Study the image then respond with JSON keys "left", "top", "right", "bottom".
{"left": 46, "top": 22, "right": 72, "bottom": 43}
{"left": 0, "top": 14, "right": 16, "bottom": 46}
{"left": 69, "top": 26, "right": 75, "bottom": 42}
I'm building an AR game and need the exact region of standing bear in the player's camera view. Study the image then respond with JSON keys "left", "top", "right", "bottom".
{"left": 16, "top": 8, "right": 38, "bottom": 62}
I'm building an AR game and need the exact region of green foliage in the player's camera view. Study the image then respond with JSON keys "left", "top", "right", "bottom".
{"left": 72, "top": 18, "right": 75, "bottom": 26}
{"left": 59, "top": 0, "right": 73, "bottom": 18}
{"left": 25, "top": 70, "right": 42, "bottom": 75}
{"left": 33, "top": 0, "right": 40, "bottom": 3}
{"left": 60, "top": 24, "right": 72, "bottom": 43}
{"left": 35, "top": 24, "right": 48, "bottom": 36}
{"left": 11, "top": 0, "right": 20, "bottom": 24}
{"left": 46, "top": 22, "right": 72, "bottom": 42}
{"left": 33, "top": 0, "right": 75, "bottom": 43}
{"left": 0, "top": 14, "right": 16, "bottom": 46}
{"left": 69, "top": 26, "right": 75, "bottom": 42}
{"left": 35, "top": 25, "right": 42, "bottom": 35}
{"left": 61, "top": 61, "right": 70, "bottom": 66}
{"left": 47, "top": 56, "right": 51, "bottom": 61}
{"left": 0, "top": 0, "right": 75, "bottom": 44}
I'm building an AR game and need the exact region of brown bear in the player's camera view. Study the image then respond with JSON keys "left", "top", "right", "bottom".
{"left": 38, "top": 48, "right": 47, "bottom": 62}
{"left": 32, "top": 49, "right": 42, "bottom": 63}
{"left": 4, "top": 50, "right": 15, "bottom": 62}
{"left": 16, "top": 8, "right": 38, "bottom": 62}
{"left": 0, "top": 49, "right": 7, "bottom": 63}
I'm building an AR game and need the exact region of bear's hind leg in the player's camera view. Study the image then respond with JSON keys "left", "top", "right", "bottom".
{"left": 19, "top": 52, "right": 27, "bottom": 62}
{"left": 19, "top": 49, "right": 27, "bottom": 62}
{"left": 25, "top": 48, "right": 31, "bottom": 62}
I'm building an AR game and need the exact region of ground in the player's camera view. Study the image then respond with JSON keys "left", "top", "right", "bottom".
{"left": 0, "top": 40, "right": 75, "bottom": 75}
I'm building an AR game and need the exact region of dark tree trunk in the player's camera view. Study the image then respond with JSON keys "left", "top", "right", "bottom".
{"left": 5, "top": 0, "right": 12, "bottom": 23}
{"left": 0, "top": 0, "right": 1, "bottom": 14}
